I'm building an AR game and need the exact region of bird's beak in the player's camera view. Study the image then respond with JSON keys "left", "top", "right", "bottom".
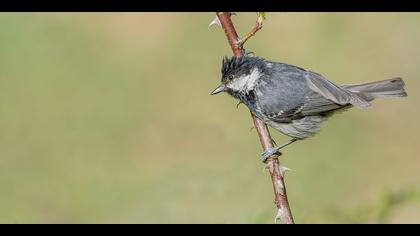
{"left": 210, "top": 84, "right": 227, "bottom": 95}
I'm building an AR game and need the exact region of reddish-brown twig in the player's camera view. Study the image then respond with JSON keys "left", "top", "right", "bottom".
{"left": 215, "top": 12, "right": 294, "bottom": 224}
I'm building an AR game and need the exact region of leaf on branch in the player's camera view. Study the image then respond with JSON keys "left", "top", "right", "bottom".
{"left": 257, "top": 12, "right": 266, "bottom": 24}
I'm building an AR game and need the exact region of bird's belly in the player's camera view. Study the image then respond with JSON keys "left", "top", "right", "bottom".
{"left": 235, "top": 91, "right": 324, "bottom": 139}
{"left": 265, "top": 116, "right": 326, "bottom": 140}
{"left": 266, "top": 121, "right": 307, "bottom": 139}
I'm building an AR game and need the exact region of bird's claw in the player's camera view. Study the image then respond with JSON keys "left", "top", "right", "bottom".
{"left": 261, "top": 147, "right": 281, "bottom": 161}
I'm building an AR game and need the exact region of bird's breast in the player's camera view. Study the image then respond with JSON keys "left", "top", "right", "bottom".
{"left": 233, "top": 90, "right": 268, "bottom": 121}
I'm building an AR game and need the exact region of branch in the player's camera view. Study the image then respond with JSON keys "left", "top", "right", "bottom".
{"left": 238, "top": 12, "right": 266, "bottom": 47}
{"left": 215, "top": 12, "right": 294, "bottom": 224}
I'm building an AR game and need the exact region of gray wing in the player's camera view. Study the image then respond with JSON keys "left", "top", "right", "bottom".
{"left": 267, "top": 91, "right": 348, "bottom": 120}
{"left": 304, "top": 70, "right": 371, "bottom": 107}
{"left": 255, "top": 64, "right": 309, "bottom": 122}
{"left": 300, "top": 91, "right": 347, "bottom": 116}
{"left": 256, "top": 63, "right": 370, "bottom": 122}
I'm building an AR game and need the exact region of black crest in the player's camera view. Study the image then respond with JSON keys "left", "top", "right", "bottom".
{"left": 221, "top": 56, "right": 250, "bottom": 78}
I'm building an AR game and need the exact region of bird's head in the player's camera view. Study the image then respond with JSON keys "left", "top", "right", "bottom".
{"left": 211, "top": 56, "right": 266, "bottom": 95}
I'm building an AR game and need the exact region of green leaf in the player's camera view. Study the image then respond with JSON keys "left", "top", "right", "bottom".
{"left": 257, "top": 12, "right": 267, "bottom": 23}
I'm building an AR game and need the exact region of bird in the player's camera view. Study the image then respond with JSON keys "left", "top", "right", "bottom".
{"left": 211, "top": 55, "right": 407, "bottom": 160}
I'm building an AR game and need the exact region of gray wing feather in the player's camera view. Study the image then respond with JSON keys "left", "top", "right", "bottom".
{"left": 301, "top": 92, "right": 343, "bottom": 115}
{"left": 305, "top": 71, "right": 371, "bottom": 107}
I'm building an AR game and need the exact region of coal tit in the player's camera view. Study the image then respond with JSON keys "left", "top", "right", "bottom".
{"left": 211, "top": 56, "right": 407, "bottom": 159}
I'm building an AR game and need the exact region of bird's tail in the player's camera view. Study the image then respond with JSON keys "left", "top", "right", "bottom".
{"left": 344, "top": 77, "right": 407, "bottom": 101}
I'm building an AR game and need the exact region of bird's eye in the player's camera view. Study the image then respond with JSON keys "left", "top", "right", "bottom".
{"left": 227, "top": 76, "right": 234, "bottom": 81}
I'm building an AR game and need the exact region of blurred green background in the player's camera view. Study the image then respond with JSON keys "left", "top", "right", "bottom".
{"left": 0, "top": 12, "right": 419, "bottom": 224}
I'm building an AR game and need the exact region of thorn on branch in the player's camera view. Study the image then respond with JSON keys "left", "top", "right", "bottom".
{"left": 208, "top": 16, "right": 221, "bottom": 28}
{"left": 275, "top": 207, "right": 287, "bottom": 224}
{"left": 280, "top": 166, "right": 291, "bottom": 176}
{"left": 209, "top": 13, "right": 236, "bottom": 29}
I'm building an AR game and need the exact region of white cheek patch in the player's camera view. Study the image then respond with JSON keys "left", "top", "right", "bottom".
{"left": 227, "top": 76, "right": 248, "bottom": 91}
{"left": 227, "top": 68, "right": 262, "bottom": 92}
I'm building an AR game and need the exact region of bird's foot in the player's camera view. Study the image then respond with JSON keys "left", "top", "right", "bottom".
{"left": 260, "top": 138, "right": 298, "bottom": 161}
{"left": 261, "top": 147, "right": 282, "bottom": 161}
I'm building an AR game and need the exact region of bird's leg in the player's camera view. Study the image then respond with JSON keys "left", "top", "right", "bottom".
{"left": 261, "top": 138, "right": 298, "bottom": 160}
{"left": 271, "top": 138, "right": 277, "bottom": 146}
